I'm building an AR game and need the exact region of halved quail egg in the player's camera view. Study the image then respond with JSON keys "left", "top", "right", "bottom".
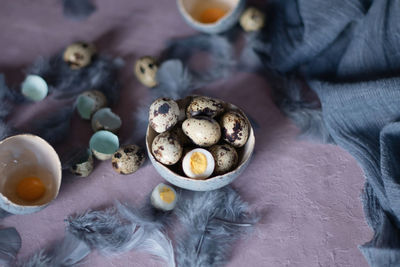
{"left": 182, "top": 148, "right": 215, "bottom": 179}
{"left": 150, "top": 183, "right": 177, "bottom": 211}
{"left": 63, "top": 42, "right": 96, "bottom": 69}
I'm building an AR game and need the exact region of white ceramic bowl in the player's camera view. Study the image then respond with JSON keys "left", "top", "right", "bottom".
{"left": 177, "top": 0, "right": 246, "bottom": 34}
{"left": 0, "top": 134, "right": 62, "bottom": 214}
{"left": 146, "top": 96, "right": 255, "bottom": 191}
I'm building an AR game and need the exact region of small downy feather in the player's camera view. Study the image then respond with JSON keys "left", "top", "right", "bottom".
{"left": 62, "top": 0, "right": 96, "bottom": 21}
{"left": 67, "top": 202, "right": 175, "bottom": 266}
{"left": 0, "top": 228, "right": 21, "bottom": 266}
{"left": 271, "top": 75, "right": 335, "bottom": 144}
{"left": 28, "top": 54, "right": 123, "bottom": 104}
{"left": 131, "top": 60, "right": 196, "bottom": 142}
{"left": 18, "top": 232, "right": 90, "bottom": 267}
{"left": 163, "top": 34, "right": 235, "bottom": 82}
{"left": 174, "top": 186, "right": 259, "bottom": 267}
{"left": 32, "top": 106, "right": 74, "bottom": 145}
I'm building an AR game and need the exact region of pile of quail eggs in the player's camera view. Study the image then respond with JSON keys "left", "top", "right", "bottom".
{"left": 149, "top": 95, "right": 250, "bottom": 180}
{"left": 58, "top": 42, "right": 146, "bottom": 177}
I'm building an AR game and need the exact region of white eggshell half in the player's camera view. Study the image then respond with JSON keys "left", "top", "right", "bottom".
{"left": 0, "top": 134, "right": 61, "bottom": 214}
{"left": 21, "top": 75, "right": 48, "bottom": 102}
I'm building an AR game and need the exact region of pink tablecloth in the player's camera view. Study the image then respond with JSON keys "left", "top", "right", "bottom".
{"left": 0, "top": 0, "right": 372, "bottom": 266}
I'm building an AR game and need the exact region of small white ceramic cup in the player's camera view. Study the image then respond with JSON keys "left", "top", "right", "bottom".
{"left": 0, "top": 134, "right": 62, "bottom": 214}
{"left": 177, "top": 0, "right": 246, "bottom": 34}
{"left": 146, "top": 96, "right": 255, "bottom": 191}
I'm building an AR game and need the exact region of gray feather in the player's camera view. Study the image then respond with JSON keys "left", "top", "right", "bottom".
{"left": 62, "top": 0, "right": 96, "bottom": 21}
{"left": 163, "top": 34, "right": 235, "bottom": 82}
{"left": 28, "top": 54, "right": 123, "bottom": 104}
{"left": 0, "top": 121, "right": 11, "bottom": 141}
{"left": 67, "top": 202, "right": 175, "bottom": 266}
{"left": 19, "top": 232, "right": 90, "bottom": 267}
{"left": 174, "top": 186, "right": 259, "bottom": 267}
{"left": 32, "top": 106, "right": 74, "bottom": 145}
{"left": 0, "top": 228, "right": 21, "bottom": 266}
{"left": 131, "top": 60, "right": 197, "bottom": 142}
{"left": 271, "top": 76, "right": 335, "bottom": 144}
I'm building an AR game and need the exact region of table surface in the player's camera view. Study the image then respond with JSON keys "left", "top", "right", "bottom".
{"left": 0, "top": 0, "right": 372, "bottom": 266}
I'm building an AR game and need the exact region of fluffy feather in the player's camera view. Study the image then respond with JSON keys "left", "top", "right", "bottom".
{"left": 28, "top": 54, "right": 123, "bottom": 104}
{"left": 32, "top": 106, "right": 74, "bottom": 145}
{"left": 0, "top": 228, "right": 21, "bottom": 266}
{"left": 271, "top": 76, "right": 335, "bottom": 144}
{"left": 0, "top": 121, "right": 10, "bottom": 141}
{"left": 174, "top": 186, "right": 259, "bottom": 267}
{"left": 62, "top": 0, "right": 96, "bottom": 21}
{"left": 131, "top": 60, "right": 196, "bottom": 142}
{"left": 162, "top": 34, "right": 235, "bottom": 82}
{"left": 18, "top": 232, "right": 90, "bottom": 267}
{"left": 67, "top": 202, "right": 175, "bottom": 266}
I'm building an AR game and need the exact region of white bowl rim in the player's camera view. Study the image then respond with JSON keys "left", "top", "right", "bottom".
{"left": 177, "top": 0, "right": 241, "bottom": 28}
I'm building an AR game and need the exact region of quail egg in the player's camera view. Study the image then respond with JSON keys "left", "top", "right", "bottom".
{"left": 182, "top": 116, "right": 221, "bottom": 147}
{"left": 76, "top": 90, "right": 108, "bottom": 120}
{"left": 150, "top": 183, "right": 177, "bottom": 211}
{"left": 149, "top": 98, "right": 180, "bottom": 133}
{"left": 111, "top": 145, "right": 146, "bottom": 175}
{"left": 63, "top": 42, "right": 96, "bottom": 69}
{"left": 182, "top": 148, "right": 215, "bottom": 179}
{"left": 209, "top": 144, "right": 238, "bottom": 175}
{"left": 239, "top": 7, "right": 265, "bottom": 32}
{"left": 152, "top": 131, "right": 183, "bottom": 165}
{"left": 220, "top": 111, "right": 249, "bottom": 147}
{"left": 186, "top": 96, "right": 224, "bottom": 118}
{"left": 134, "top": 56, "right": 158, "bottom": 87}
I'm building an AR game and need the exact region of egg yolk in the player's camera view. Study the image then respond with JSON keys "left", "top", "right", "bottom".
{"left": 159, "top": 186, "right": 175, "bottom": 204}
{"left": 190, "top": 152, "right": 207, "bottom": 175}
{"left": 16, "top": 177, "right": 46, "bottom": 202}
{"left": 199, "top": 7, "right": 227, "bottom": 24}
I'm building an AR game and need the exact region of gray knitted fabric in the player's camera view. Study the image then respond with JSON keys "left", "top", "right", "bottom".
{"left": 262, "top": 0, "right": 400, "bottom": 266}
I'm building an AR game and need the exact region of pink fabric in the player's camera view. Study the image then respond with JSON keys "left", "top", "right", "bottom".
{"left": 0, "top": 0, "right": 372, "bottom": 266}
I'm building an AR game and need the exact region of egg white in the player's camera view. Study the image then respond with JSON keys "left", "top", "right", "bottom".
{"left": 182, "top": 148, "right": 215, "bottom": 179}
{"left": 150, "top": 183, "right": 177, "bottom": 211}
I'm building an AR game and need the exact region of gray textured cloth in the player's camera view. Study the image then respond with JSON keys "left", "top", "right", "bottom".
{"left": 261, "top": 0, "right": 400, "bottom": 266}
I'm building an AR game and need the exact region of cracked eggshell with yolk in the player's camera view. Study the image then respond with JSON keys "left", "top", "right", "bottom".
{"left": 0, "top": 134, "right": 62, "bottom": 214}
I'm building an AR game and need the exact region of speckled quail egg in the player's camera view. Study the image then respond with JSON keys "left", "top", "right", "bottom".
{"left": 239, "top": 7, "right": 265, "bottom": 32}
{"left": 186, "top": 96, "right": 224, "bottom": 118}
{"left": 111, "top": 145, "right": 146, "bottom": 175}
{"left": 63, "top": 42, "right": 96, "bottom": 69}
{"left": 76, "top": 90, "right": 108, "bottom": 120}
{"left": 134, "top": 56, "right": 158, "bottom": 87}
{"left": 152, "top": 131, "right": 183, "bottom": 165}
{"left": 182, "top": 117, "right": 221, "bottom": 147}
{"left": 209, "top": 144, "right": 238, "bottom": 175}
{"left": 149, "top": 98, "right": 180, "bottom": 133}
{"left": 220, "top": 111, "right": 249, "bottom": 147}
{"left": 182, "top": 148, "right": 215, "bottom": 179}
{"left": 150, "top": 183, "right": 177, "bottom": 211}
